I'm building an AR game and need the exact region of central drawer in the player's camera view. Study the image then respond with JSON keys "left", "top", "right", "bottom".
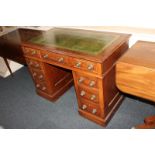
{"left": 40, "top": 50, "right": 102, "bottom": 74}
{"left": 41, "top": 50, "right": 68, "bottom": 65}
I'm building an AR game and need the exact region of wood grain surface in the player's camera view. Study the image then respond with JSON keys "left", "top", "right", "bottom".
{"left": 116, "top": 41, "right": 155, "bottom": 102}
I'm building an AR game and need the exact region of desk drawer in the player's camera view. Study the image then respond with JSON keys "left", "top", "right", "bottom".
{"left": 75, "top": 72, "right": 99, "bottom": 89}
{"left": 78, "top": 86, "right": 99, "bottom": 104}
{"left": 35, "top": 81, "right": 49, "bottom": 94}
{"left": 71, "top": 57, "right": 101, "bottom": 74}
{"left": 41, "top": 51, "right": 68, "bottom": 65}
{"left": 79, "top": 102, "right": 101, "bottom": 117}
{"left": 30, "top": 69, "right": 45, "bottom": 82}
{"left": 26, "top": 58, "right": 42, "bottom": 70}
{"left": 41, "top": 50, "right": 102, "bottom": 74}
{"left": 23, "top": 47, "right": 41, "bottom": 58}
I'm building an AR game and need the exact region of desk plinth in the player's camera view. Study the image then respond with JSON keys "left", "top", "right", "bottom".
{"left": 22, "top": 28, "right": 130, "bottom": 126}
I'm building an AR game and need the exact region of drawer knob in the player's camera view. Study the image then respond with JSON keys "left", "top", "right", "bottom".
{"left": 78, "top": 77, "right": 84, "bottom": 83}
{"left": 75, "top": 62, "right": 81, "bottom": 68}
{"left": 31, "top": 51, "right": 36, "bottom": 55}
{"left": 88, "top": 64, "right": 94, "bottom": 70}
{"left": 42, "top": 87, "right": 46, "bottom": 91}
{"left": 92, "top": 109, "right": 97, "bottom": 114}
{"left": 36, "top": 84, "right": 40, "bottom": 88}
{"left": 43, "top": 54, "right": 48, "bottom": 59}
{"left": 35, "top": 64, "right": 39, "bottom": 68}
{"left": 58, "top": 57, "right": 64, "bottom": 63}
{"left": 80, "top": 90, "right": 86, "bottom": 96}
{"left": 33, "top": 72, "right": 37, "bottom": 77}
{"left": 90, "top": 95, "right": 96, "bottom": 101}
{"left": 39, "top": 75, "right": 43, "bottom": 79}
{"left": 89, "top": 81, "right": 95, "bottom": 87}
{"left": 82, "top": 105, "right": 87, "bottom": 110}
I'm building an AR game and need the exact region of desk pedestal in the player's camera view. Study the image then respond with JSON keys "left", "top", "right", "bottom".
{"left": 22, "top": 39, "right": 129, "bottom": 126}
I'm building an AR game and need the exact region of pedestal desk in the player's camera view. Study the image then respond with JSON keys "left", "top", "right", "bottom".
{"left": 21, "top": 28, "right": 130, "bottom": 126}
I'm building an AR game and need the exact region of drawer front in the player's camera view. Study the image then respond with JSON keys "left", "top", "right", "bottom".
{"left": 35, "top": 81, "right": 49, "bottom": 93}
{"left": 78, "top": 86, "right": 99, "bottom": 103}
{"left": 23, "top": 47, "right": 41, "bottom": 58}
{"left": 41, "top": 50, "right": 102, "bottom": 75}
{"left": 41, "top": 51, "right": 68, "bottom": 65}
{"left": 26, "top": 58, "right": 42, "bottom": 70}
{"left": 71, "top": 57, "right": 100, "bottom": 74}
{"left": 80, "top": 102, "right": 101, "bottom": 117}
{"left": 75, "top": 72, "right": 99, "bottom": 89}
{"left": 30, "top": 68, "right": 45, "bottom": 82}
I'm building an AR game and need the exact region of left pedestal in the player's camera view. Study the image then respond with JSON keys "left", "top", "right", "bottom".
{"left": 25, "top": 55, "right": 73, "bottom": 102}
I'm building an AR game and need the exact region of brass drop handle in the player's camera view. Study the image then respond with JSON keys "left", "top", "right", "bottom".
{"left": 58, "top": 57, "right": 64, "bottom": 63}
{"left": 82, "top": 105, "right": 87, "bottom": 110}
{"left": 75, "top": 62, "right": 81, "bottom": 68}
{"left": 36, "top": 84, "right": 40, "bottom": 88}
{"left": 92, "top": 109, "right": 97, "bottom": 114}
{"left": 43, "top": 54, "right": 48, "bottom": 59}
{"left": 78, "top": 77, "right": 84, "bottom": 83}
{"left": 89, "top": 81, "right": 95, "bottom": 87}
{"left": 90, "top": 95, "right": 96, "bottom": 101}
{"left": 88, "top": 64, "right": 94, "bottom": 70}
{"left": 31, "top": 50, "right": 36, "bottom": 55}
{"left": 80, "top": 90, "right": 86, "bottom": 96}
{"left": 39, "top": 75, "right": 43, "bottom": 79}
{"left": 42, "top": 87, "right": 46, "bottom": 91}
{"left": 33, "top": 72, "right": 37, "bottom": 77}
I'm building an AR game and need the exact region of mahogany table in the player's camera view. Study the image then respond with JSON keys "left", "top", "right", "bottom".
{"left": 0, "top": 28, "right": 44, "bottom": 75}
{"left": 116, "top": 41, "right": 155, "bottom": 129}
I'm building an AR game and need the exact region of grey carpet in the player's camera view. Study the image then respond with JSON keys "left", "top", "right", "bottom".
{"left": 0, "top": 67, "right": 155, "bottom": 129}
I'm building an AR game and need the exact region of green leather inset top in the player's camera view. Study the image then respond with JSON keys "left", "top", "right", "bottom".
{"left": 29, "top": 28, "right": 120, "bottom": 55}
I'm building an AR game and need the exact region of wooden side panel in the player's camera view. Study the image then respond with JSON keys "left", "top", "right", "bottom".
{"left": 103, "top": 66, "right": 123, "bottom": 116}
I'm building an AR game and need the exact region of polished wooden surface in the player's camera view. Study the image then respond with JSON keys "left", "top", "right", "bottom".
{"left": 135, "top": 115, "right": 155, "bottom": 129}
{"left": 22, "top": 28, "right": 130, "bottom": 63}
{"left": 116, "top": 41, "right": 155, "bottom": 129}
{"left": 0, "top": 28, "right": 44, "bottom": 64}
{"left": 22, "top": 28, "right": 130, "bottom": 126}
{"left": 116, "top": 41, "right": 155, "bottom": 102}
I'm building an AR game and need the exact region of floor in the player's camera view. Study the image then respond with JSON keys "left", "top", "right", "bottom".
{"left": 0, "top": 67, "right": 155, "bottom": 129}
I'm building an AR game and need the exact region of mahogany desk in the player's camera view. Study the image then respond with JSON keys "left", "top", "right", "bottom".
{"left": 116, "top": 41, "right": 155, "bottom": 129}
{"left": 22, "top": 28, "right": 130, "bottom": 126}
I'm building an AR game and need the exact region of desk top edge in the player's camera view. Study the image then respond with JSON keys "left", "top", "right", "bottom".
{"left": 21, "top": 28, "right": 131, "bottom": 63}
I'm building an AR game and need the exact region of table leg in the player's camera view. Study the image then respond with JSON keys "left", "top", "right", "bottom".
{"left": 144, "top": 115, "right": 155, "bottom": 125}
{"left": 134, "top": 115, "right": 155, "bottom": 129}
{"left": 3, "top": 57, "right": 13, "bottom": 77}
